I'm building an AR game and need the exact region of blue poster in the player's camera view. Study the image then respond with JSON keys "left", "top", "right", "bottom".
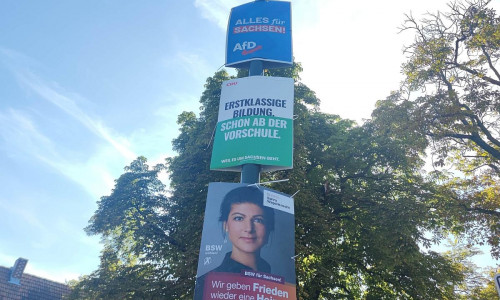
{"left": 226, "top": 1, "right": 292, "bottom": 69}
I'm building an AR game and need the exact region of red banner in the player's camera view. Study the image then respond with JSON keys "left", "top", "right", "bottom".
{"left": 203, "top": 272, "right": 296, "bottom": 300}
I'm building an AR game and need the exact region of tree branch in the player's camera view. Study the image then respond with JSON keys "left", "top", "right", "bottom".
{"left": 461, "top": 204, "right": 500, "bottom": 218}
{"left": 481, "top": 45, "right": 500, "bottom": 81}
{"left": 462, "top": 103, "right": 500, "bottom": 148}
{"left": 446, "top": 61, "right": 500, "bottom": 86}
{"left": 436, "top": 72, "right": 500, "bottom": 160}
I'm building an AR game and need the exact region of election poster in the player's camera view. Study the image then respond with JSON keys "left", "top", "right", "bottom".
{"left": 194, "top": 182, "right": 296, "bottom": 300}
{"left": 495, "top": 273, "right": 500, "bottom": 297}
{"left": 226, "top": 0, "right": 292, "bottom": 69}
{"left": 210, "top": 76, "right": 294, "bottom": 172}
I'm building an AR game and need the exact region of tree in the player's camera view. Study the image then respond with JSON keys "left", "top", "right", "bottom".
{"left": 72, "top": 64, "right": 465, "bottom": 299}
{"left": 441, "top": 239, "right": 500, "bottom": 299}
{"left": 468, "top": 267, "right": 500, "bottom": 299}
{"left": 401, "top": 0, "right": 500, "bottom": 165}
{"left": 288, "top": 115, "right": 463, "bottom": 299}
{"left": 372, "top": 0, "right": 500, "bottom": 258}
{"left": 67, "top": 156, "right": 177, "bottom": 299}
{"left": 164, "top": 64, "right": 462, "bottom": 299}
{"left": 442, "top": 239, "right": 487, "bottom": 298}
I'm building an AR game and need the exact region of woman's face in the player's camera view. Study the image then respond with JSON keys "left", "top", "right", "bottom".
{"left": 224, "top": 202, "right": 268, "bottom": 255}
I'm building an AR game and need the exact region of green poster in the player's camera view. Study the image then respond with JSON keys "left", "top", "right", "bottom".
{"left": 210, "top": 76, "right": 294, "bottom": 171}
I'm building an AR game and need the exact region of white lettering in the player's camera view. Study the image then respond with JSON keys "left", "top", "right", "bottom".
{"left": 233, "top": 41, "right": 257, "bottom": 52}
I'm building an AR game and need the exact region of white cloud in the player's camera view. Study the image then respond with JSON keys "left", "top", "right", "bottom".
{"left": 45, "top": 145, "right": 127, "bottom": 199}
{"left": 194, "top": 0, "right": 245, "bottom": 30}
{"left": 0, "top": 197, "right": 58, "bottom": 251}
{"left": 2, "top": 53, "right": 182, "bottom": 202}
{"left": 0, "top": 253, "right": 18, "bottom": 269}
{"left": 0, "top": 54, "right": 140, "bottom": 198}
{"left": 174, "top": 51, "right": 215, "bottom": 82}
{"left": 25, "top": 263, "right": 83, "bottom": 283}
{"left": 0, "top": 109, "right": 119, "bottom": 199}
{"left": 0, "top": 47, "right": 41, "bottom": 71}
{"left": 0, "top": 200, "right": 47, "bottom": 233}
{"left": 14, "top": 71, "right": 136, "bottom": 161}
{"left": 0, "top": 109, "right": 59, "bottom": 161}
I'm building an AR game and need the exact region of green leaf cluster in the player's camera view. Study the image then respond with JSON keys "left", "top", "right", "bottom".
{"left": 374, "top": 0, "right": 500, "bottom": 261}
{"left": 68, "top": 60, "right": 476, "bottom": 298}
{"left": 67, "top": 157, "right": 178, "bottom": 299}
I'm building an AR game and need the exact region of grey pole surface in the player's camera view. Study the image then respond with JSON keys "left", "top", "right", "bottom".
{"left": 240, "top": 0, "right": 266, "bottom": 184}
{"left": 240, "top": 60, "right": 263, "bottom": 184}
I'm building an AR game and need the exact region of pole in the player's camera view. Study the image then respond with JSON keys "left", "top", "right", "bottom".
{"left": 241, "top": 0, "right": 267, "bottom": 184}
{"left": 240, "top": 60, "right": 263, "bottom": 184}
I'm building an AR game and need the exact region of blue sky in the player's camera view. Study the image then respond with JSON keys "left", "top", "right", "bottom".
{"left": 0, "top": 0, "right": 498, "bottom": 283}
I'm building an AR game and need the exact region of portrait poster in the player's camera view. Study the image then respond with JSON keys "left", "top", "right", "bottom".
{"left": 210, "top": 76, "right": 294, "bottom": 172}
{"left": 495, "top": 273, "right": 500, "bottom": 297}
{"left": 194, "top": 182, "right": 296, "bottom": 300}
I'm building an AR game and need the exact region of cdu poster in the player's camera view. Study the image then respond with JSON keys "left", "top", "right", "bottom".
{"left": 210, "top": 76, "right": 294, "bottom": 172}
{"left": 226, "top": 0, "right": 292, "bottom": 69}
{"left": 194, "top": 182, "right": 296, "bottom": 300}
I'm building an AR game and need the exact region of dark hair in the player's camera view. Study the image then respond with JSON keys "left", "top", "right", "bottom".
{"left": 219, "top": 186, "right": 275, "bottom": 232}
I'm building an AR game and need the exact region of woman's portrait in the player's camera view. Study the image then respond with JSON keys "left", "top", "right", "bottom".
{"left": 194, "top": 183, "right": 296, "bottom": 300}
{"left": 215, "top": 185, "right": 274, "bottom": 273}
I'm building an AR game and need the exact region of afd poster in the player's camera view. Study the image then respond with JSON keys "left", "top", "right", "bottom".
{"left": 226, "top": 0, "right": 292, "bottom": 69}
{"left": 194, "top": 183, "right": 296, "bottom": 300}
{"left": 210, "top": 76, "right": 294, "bottom": 172}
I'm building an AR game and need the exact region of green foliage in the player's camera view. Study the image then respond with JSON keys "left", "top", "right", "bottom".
{"left": 373, "top": 0, "right": 500, "bottom": 259}
{"left": 468, "top": 267, "right": 500, "bottom": 299}
{"left": 67, "top": 245, "right": 171, "bottom": 300}
{"left": 441, "top": 239, "right": 500, "bottom": 299}
{"left": 72, "top": 61, "right": 478, "bottom": 298}
{"left": 67, "top": 156, "right": 177, "bottom": 299}
{"left": 164, "top": 64, "right": 463, "bottom": 299}
{"left": 285, "top": 114, "right": 462, "bottom": 299}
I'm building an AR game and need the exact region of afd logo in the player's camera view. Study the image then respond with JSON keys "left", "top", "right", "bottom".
{"left": 205, "top": 244, "right": 223, "bottom": 252}
{"left": 233, "top": 41, "right": 262, "bottom": 55}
